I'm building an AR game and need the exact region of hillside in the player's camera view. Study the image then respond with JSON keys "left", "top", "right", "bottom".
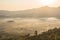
{"left": 0, "top": 6, "right": 60, "bottom": 18}
{"left": 0, "top": 27, "right": 60, "bottom": 40}
{"left": 23, "top": 28, "right": 60, "bottom": 40}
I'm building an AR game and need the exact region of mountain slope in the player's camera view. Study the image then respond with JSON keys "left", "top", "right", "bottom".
{"left": 0, "top": 6, "right": 60, "bottom": 18}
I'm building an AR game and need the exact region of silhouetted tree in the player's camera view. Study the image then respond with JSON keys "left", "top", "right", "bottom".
{"left": 34, "top": 30, "right": 38, "bottom": 36}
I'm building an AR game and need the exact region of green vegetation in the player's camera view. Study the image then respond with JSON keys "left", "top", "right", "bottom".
{"left": 0, "top": 28, "right": 60, "bottom": 40}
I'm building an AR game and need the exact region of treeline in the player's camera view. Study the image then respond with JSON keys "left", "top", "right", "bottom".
{"left": 25, "top": 28, "right": 60, "bottom": 40}
{"left": 38, "top": 28, "right": 60, "bottom": 40}
{"left": 0, "top": 28, "right": 60, "bottom": 40}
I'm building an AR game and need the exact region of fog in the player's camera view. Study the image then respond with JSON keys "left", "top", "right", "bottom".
{"left": 0, "top": 17, "right": 60, "bottom": 35}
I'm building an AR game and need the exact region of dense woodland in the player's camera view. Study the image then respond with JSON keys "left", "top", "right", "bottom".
{"left": 0, "top": 27, "right": 60, "bottom": 40}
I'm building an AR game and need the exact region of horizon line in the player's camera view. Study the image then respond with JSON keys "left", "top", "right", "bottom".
{"left": 0, "top": 6, "right": 60, "bottom": 11}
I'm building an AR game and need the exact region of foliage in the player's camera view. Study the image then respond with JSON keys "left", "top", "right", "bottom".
{"left": 0, "top": 28, "right": 60, "bottom": 40}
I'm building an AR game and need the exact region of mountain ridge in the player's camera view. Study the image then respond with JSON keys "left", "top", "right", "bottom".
{"left": 0, "top": 6, "right": 60, "bottom": 18}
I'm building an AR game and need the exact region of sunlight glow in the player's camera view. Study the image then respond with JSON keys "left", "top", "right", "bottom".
{"left": 40, "top": 0, "right": 55, "bottom": 6}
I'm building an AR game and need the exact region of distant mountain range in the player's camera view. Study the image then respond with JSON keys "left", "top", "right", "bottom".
{"left": 0, "top": 6, "right": 60, "bottom": 18}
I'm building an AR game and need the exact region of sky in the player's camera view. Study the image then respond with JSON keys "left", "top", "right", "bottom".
{"left": 0, "top": 0, "right": 60, "bottom": 11}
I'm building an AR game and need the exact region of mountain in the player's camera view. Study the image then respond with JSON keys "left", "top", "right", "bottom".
{"left": 0, "top": 6, "right": 60, "bottom": 18}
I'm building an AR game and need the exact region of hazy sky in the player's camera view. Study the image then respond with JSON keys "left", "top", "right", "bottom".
{"left": 0, "top": 0, "right": 60, "bottom": 11}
